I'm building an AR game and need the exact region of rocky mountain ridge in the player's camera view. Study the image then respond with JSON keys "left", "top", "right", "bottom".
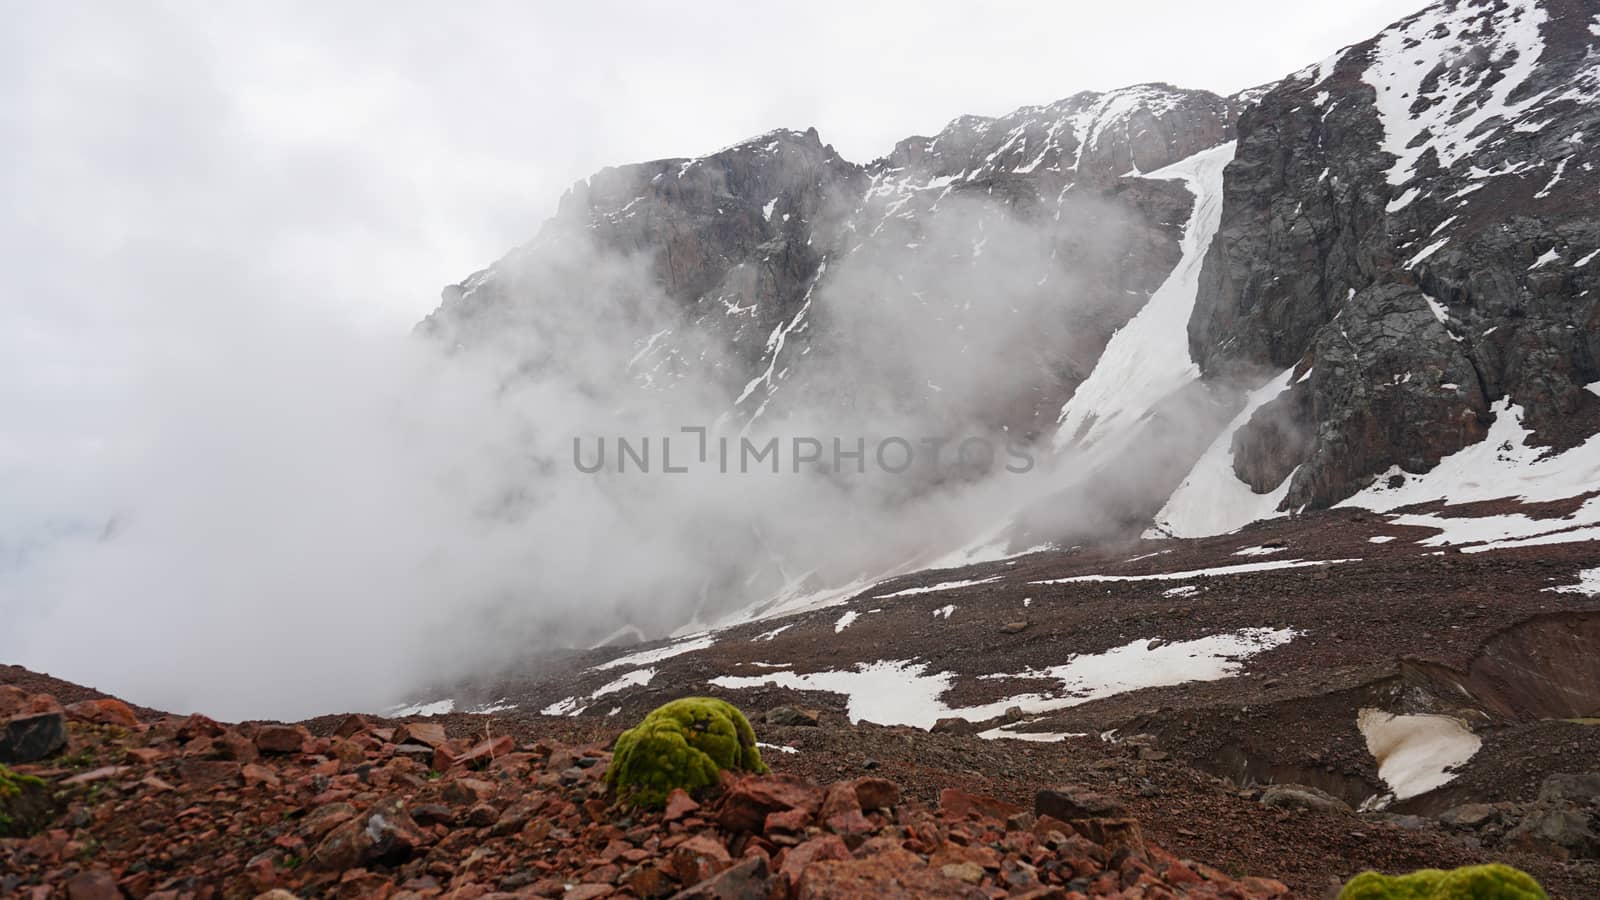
{"left": 423, "top": 0, "right": 1600, "bottom": 563}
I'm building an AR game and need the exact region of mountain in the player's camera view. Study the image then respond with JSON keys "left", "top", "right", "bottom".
{"left": 422, "top": 0, "right": 1600, "bottom": 569}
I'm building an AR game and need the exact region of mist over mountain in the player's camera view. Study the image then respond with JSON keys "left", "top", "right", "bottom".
{"left": 6, "top": 0, "right": 1600, "bottom": 725}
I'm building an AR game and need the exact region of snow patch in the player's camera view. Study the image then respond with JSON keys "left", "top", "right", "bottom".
{"left": 874, "top": 576, "right": 1001, "bottom": 599}
{"left": 1550, "top": 566, "right": 1600, "bottom": 596}
{"left": 593, "top": 634, "right": 716, "bottom": 671}
{"left": 1033, "top": 558, "right": 1354, "bottom": 585}
{"left": 386, "top": 698, "right": 454, "bottom": 717}
{"left": 1358, "top": 709, "right": 1480, "bottom": 802}
{"left": 834, "top": 611, "right": 859, "bottom": 633}
{"left": 1155, "top": 369, "right": 1299, "bottom": 538}
{"left": 1055, "top": 142, "right": 1235, "bottom": 451}
{"left": 709, "top": 628, "right": 1296, "bottom": 730}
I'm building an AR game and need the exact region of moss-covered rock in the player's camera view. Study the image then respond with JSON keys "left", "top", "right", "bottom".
{"left": 605, "top": 697, "right": 768, "bottom": 808}
{"left": 0, "top": 762, "right": 54, "bottom": 838}
{"left": 1338, "top": 863, "right": 1547, "bottom": 899}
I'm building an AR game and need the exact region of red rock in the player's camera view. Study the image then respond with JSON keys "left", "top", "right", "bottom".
{"left": 673, "top": 855, "right": 771, "bottom": 898}
{"left": 217, "top": 729, "right": 261, "bottom": 763}
{"left": 332, "top": 714, "right": 369, "bottom": 738}
{"left": 0, "top": 685, "right": 26, "bottom": 717}
{"left": 1070, "top": 817, "right": 1146, "bottom": 858}
{"left": 669, "top": 833, "right": 733, "bottom": 884}
{"left": 310, "top": 797, "right": 428, "bottom": 870}
{"left": 331, "top": 738, "right": 367, "bottom": 766}
{"left": 621, "top": 861, "right": 676, "bottom": 898}
{"left": 798, "top": 847, "right": 982, "bottom": 899}
{"left": 763, "top": 806, "right": 812, "bottom": 833}
{"left": 824, "top": 808, "right": 874, "bottom": 841}
{"left": 175, "top": 759, "right": 242, "bottom": 788}
{"left": 175, "top": 713, "right": 224, "bottom": 741}
{"left": 451, "top": 734, "right": 513, "bottom": 768}
{"left": 393, "top": 721, "right": 448, "bottom": 748}
{"left": 939, "top": 788, "right": 1022, "bottom": 821}
{"left": 242, "top": 763, "right": 281, "bottom": 789}
{"left": 663, "top": 787, "right": 700, "bottom": 823}
{"left": 300, "top": 801, "right": 358, "bottom": 839}
{"left": 441, "top": 777, "right": 496, "bottom": 805}
{"left": 777, "top": 833, "right": 851, "bottom": 890}
{"left": 565, "top": 885, "right": 613, "bottom": 900}
{"left": 124, "top": 746, "right": 166, "bottom": 765}
{"left": 254, "top": 724, "right": 310, "bottom": 754}
{"left": 64, "top": 699, "right": 139, "bottom": 728}
{"left": 819, "top": 781, "right": 861, "bottom": 820}
{"left": 61, "top": 766, "right": 129, "bottom": 786}
{"left": 1241, "top": 875, "right": 1292, "bottom": 897}
{"left": 64, "top": 869, "right": 123, "bottom": 900}
{"left": 715, "top": 774, "right": 823, "bottom": 833}
{"left": 850, "top": 776, "right": 901, "bottom": 810}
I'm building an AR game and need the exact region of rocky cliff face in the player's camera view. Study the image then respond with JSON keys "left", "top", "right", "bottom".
{"left": 423, "top": 0, "right": 1600, "bottom": 543}
{"left": 1193, "top": 0, "right": 1600, "bottom": 510}
{"left": 422, "top": 86, "right": 1243, "bottom": 446}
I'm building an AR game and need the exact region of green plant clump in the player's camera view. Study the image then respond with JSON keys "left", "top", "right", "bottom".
{"left": 605, "top": 697, "right": 768, "bottom": 808}
{"left": 1339, "top": 863, "right": 1547, "bottom": 900}
{"left": 0, "top": 763, "right": 51, "bottom": 837}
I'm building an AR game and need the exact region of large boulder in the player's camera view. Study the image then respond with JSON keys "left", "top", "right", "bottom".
{"left": 0, "top": 712, "right": 67, "bottom": 764}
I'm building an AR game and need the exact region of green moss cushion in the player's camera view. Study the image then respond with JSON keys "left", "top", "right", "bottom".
{"left": 605, "top": 697, "right": 768, "bottom": 808}
{"left": 1339, "top": 864, "right": 1547, "bottom": 900}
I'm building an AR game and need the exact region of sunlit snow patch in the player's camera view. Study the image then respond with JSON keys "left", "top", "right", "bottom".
{"left": 976, "top": 727, "right": 1087, "bottom": 742}
{"left": 874, "top": 576, "right": 1001, "bottom": 599}
{"left": 592, "top": 634, "right": 715, "bottom": 671}
{"left": 709, "top": 628, "right": 1296, "bottom": 731}
{"left": 1155, "top": 368, "right": 1300, "bottom": 538}
{"left": 386, "top": 699, "right": 455, "bottom": 717}
{"left": 1032, "top": 558, "right": 1353, "bottom": 584}
{"left": 1549, "top": 566, "right": 1600, "bottom": 596}
{"left": 1357, "top": 708, "right": 1481, "bottom": 804}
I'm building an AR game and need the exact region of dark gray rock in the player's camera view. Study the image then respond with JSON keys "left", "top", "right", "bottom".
{"left": 1035, "top": 786, "right": 1125, "bottom": 820}
{"left": 764, "top": 706, "right": 819, "bottom": 727}
{"left": 1191, "top": 0, "right": 1600, "bottom": 508}
{"left": 1507, "top": 805, "right": 1600, "bottom": 860}
{"left": 0, "top": 712, "right": 67, "bottom": 764}
{"left": 1438, "top": 802, "right": 1500, "bottom": 830}
{"left": 1539, "top": 772, "right": 1600, "bottom": 805}
{"left": 1259, "top": 784, "right": 1352, "bottom": 815}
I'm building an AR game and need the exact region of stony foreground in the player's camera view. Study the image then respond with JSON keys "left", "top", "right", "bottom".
{"left": 1, "top": 683, "right": 1298, "bottom": 899}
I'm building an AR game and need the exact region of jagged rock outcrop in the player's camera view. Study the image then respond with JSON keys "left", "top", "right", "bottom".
{"left": 1194, "top": 0, "right": 1600, "bottom": 509}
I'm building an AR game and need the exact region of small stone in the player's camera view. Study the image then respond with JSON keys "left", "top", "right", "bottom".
{"left": 764, "top": 706, "right": 820, "bottom": 727}
{"left": 64, "top": 869, "right": 123, "bottom": 900}
{"left": 664, "top": 788, "right": 700, "bottom": 823}
{"left": 940, "top": 861, "right": 985, "bottom": 884}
